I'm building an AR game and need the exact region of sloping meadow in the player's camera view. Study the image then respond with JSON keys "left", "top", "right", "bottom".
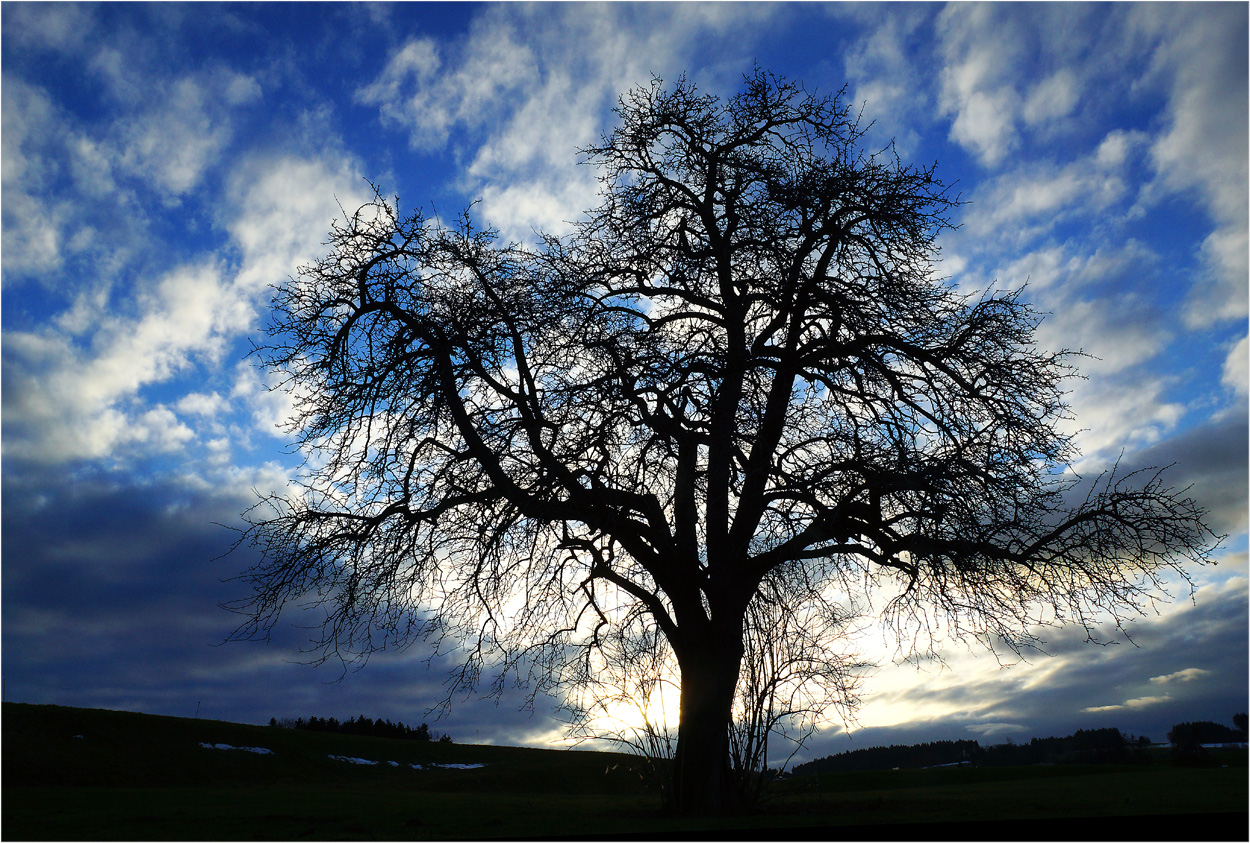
{"left": 4, "top": 703, "right": 1245, "bottom": 840}
{"left": 2, "top": 703, "right": 653, "bottom": 793}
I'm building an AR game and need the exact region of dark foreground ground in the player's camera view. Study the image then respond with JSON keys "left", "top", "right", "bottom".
{"left": 4, "top": 703, "right": 1246, "bottom": 841}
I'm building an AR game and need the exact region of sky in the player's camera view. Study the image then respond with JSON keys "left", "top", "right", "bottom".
{"left": 3, "top": 2, "right": 1247, "bottom": 763}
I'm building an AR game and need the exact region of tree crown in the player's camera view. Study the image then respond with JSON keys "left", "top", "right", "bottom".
{"left": 229, "top": 69, "right": 1216, "bottom": 711}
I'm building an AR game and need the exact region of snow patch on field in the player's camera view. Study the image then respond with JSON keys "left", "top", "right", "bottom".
{"left": 200, "top": 743, "right": 273, "bottom": 754}
{"left": 197, "top": 740, "right": 485, "bottom": 765}
{"left": 325, "top": 755, "right": 485, "bottom": 769}
{"left": 195, "top": 743, "right": 484, "bottom": 769}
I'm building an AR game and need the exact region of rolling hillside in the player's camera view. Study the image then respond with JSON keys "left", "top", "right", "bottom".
{"left": 4, "top": 702, "right": 1245, "bottom": 840}
{"left": 3, "top": 702, "right": 655, "bottom": 793}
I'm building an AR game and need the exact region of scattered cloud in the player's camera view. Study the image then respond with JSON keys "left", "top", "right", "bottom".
{"left": 354, "top": 3, "right": 773, "bottom": 241}
{"left": 176, "top": 391, "right": 230, "bottom": 420}
{"left": 1083, "top": 695, "right": 1173, "bottom": 714}
{"left": 957, "top": 144, "right": 1141, "bottom": 251}
{"left": 225, "top": 153, "right": 371, "bottom": 296}
{"left": 966, "top": 722, "right": 1028, "bottom": 737}
{"left": 839, "top": 5, "right": 934, "bottom": 138}
{"left": 1, "top": 79, "right": 72, "bottom": 279}
{"left": 3, "top": 260, "right": 237, "bottom": 463}
{"left": 109, "top": 69, "right": 261, "bottom": 197}
{"left": 356, "top": 33, "right": 534, "bottom": 152}
{"left": 1150, "top": 668, "right": 1212, "bottom": 685}
{"left": 1130, "top": 3, "right": 1249, "bottom": 328}
{"left": 1, "top": 2, "right": 94, "bottom": 52}
{"left": 1022, "top": 69, "right": 1079, "bottom": 126}
{"left": 936, "top": 3, "right": 1024, "bottom": 167}
{"left": 1222, "top": 336, "right": 1248, "bottom": 397}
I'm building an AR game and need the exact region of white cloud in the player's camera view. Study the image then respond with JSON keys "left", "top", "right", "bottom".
{"left": 1035, "top": 291, "right": 1168, "bottom": 377}
{"left": 68, "top": 28, "right": 265, "bottom": 200}
{"left": 231, "top": 360, "right": 300, "bottom": 441}
{"left": 226, "top": 154, "right": 371, "bottom": 295}
{"left": 959, "top": 145, "right": 1137, "bottom": 247}
{"left": 176, "top": 392, "right": 229, "bottom": 419}
{"left": 1131, "top": 4, "right": 1249, "bottom": 328}
{"left": 174, "top": 458, "right": 294, "bottom": 501}
{"left": 1094, "top": 129, "right": 1145, "bottom": 170}
{"left": 966, "top": 722, "right": 1027, "bottom": 737}
{"left": 1, "top": 79, "right": 69, "bottom": 279}
{"left": 110, "top": 69, "right": 262, "bottom": 197}
{"left": 219, "top": 157, "right": 369, "bottom": 444}
{"left": 3, "top": 261, "right": 244, "bottom": 462}
{"left": 993, "top": 246, "right": 1076, "bottom": 294}
{"left": 117, "top": 93, "right": 227, "bottom": 195}
{"left": 129, "top": 406, "right": 197, "bottom": 453}
{"left": 936, "top": 4, "right": 1025, "bottom": 167}
{"left": 1222, "top": 336, "right": 1249, "bottom": 397}
{"left": 3, "top": 146, "right": 366, "bottom": 467}
{"left": 1022, "top": 69, "right": 1079, "bottom": 126}
{"left": 1149, "top": 668, "right": 1211, "bottom": 685}
{"left": 356, "top": 32, "right": 534, "bottom": 152}
{"left": 2, "top": 51, "right": 266, "bottom": 293}
{"left": 2, "top": 2, "right": 94, "bottom": 52}
{"left": 1062, "top": 375, "right": 1186, "bottom": 469}
{"left": 355, "top": 3, "right": 773, "bottom": 242}
{"left": 839, "top": 6, "right": 933, "bottom": 155}
{"left": 1125, "top": 695, "right": 1173, "bottom": 708}
{"left": 475, "top": 179, "right": 595, "bottom": 243}
{"left": 1083, "top": 694, "right": 1173, "bottom": 714}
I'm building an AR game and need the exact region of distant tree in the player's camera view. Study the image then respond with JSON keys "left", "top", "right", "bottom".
{"left": 228, "top": 70, "right": 1219, "bottom": 815}
{"left": 278, "top": 713, "right": 435, "bottom": 741}
{"left": 1169, "top": 720, "right": 1241, "bottom": 748}
{"left": 1233, "top": 712, "right": 1247, "bottom": 740}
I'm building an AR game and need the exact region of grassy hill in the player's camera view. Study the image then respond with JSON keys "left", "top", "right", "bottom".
{"left": 3, "top": 701, "right": 654, "bottom": 793}
{"left": 4, "top": 702, "right": 1246, "bottom": 840}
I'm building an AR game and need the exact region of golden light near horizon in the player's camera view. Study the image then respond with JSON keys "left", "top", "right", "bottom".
{"left": 585, "top": 672, "right": 682, "bottom": 745}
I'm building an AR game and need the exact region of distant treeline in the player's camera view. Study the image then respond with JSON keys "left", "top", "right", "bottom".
{"left": 792, "top": 739, "right": 982, "bottom": 775}
{"left": 268, "top": 714, "right": 451, "bottom": 743}
{"left": 792, "top": 728, "right": 1154, "bottom": 776}
{"left": 1167, "top": 720, "right": 1246, "bottom": 750}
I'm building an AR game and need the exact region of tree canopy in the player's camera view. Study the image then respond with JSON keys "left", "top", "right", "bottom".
{"left": 229, "top": 70, "right": 1218, "bottom": 815}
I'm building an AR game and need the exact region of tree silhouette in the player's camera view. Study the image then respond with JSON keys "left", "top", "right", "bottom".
{"left": 228, "top": 70, "right": 1218, "bottom": 815}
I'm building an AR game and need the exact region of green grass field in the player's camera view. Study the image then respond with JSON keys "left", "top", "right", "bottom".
{"left": 4, "top": 702, "right": 1246, "bottom": 840}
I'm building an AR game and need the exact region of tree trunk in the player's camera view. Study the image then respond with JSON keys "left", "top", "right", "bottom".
{"left": 671, "top": 645, "right": 743, "bottom": 816}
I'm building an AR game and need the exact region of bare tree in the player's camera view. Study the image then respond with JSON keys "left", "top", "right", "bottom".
{"left": 228, "top": 70, "right": 1219, "bottom": 816}
{"left": 728, "top": 565, "right": 866, "bottom": 806}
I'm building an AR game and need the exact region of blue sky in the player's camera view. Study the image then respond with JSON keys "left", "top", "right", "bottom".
{"left": 3, "top": 2, "right": 1246, "bottom": 759}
